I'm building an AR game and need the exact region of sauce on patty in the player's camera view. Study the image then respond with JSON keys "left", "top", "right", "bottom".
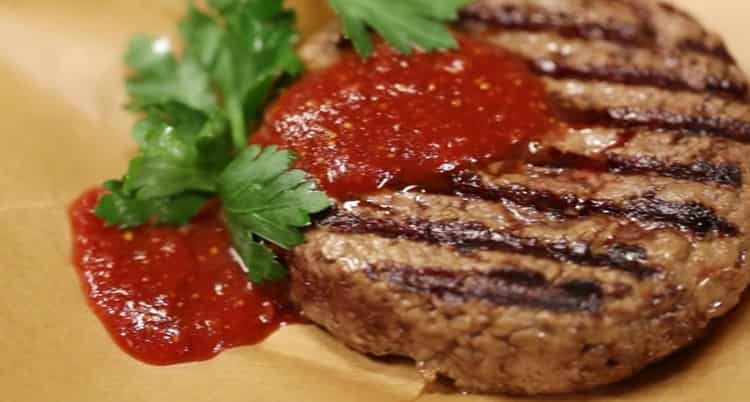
{"left": 255, "top": 35, "right": 559, "bottom": 198}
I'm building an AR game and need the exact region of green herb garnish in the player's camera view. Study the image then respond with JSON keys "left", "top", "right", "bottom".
{"left": 220, "top": 146, "right": 331, "bottom": 282}
{"left": 96, "top": 0, "right": 465, "bottom": 282}
{"left": 328, "top": 0, "right": 469, "bottom": 57}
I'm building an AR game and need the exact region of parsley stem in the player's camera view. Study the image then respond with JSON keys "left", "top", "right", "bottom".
{"left": 227, "top": 98, "right": 247, "bottom": 152}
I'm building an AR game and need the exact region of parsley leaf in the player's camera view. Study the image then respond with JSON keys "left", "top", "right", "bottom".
{"left": 220, "top": 146, "right": 331, "bottom": 281}
{"left": 327, "top": 0, "right": 470, "bottom": 58}
{"left": 125, "top": 35, "right": 217, "bottom": 113}
{"left": 205, "top": 0, "right": 303, "bottom": 150}
{"left": 129, "top": 2, "right": 302, "bottom": 152}
{"left": 97, "top": 0, "right": 304, "bottom": 230}
{"left": 95, "top": 180, "right": 207, "bottom": 227}
{"left": 124, "top": 104, "right": 231, "bottom": 199}
{"left": 96, "top": 102, "right": 233, "bottom": 228}
{"left": 227, "top": 221, "right": 288, "bottom": 283}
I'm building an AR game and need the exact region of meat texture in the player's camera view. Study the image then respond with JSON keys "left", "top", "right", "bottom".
{"left": 288, "top": 0, "right": 750, "bottom": 395}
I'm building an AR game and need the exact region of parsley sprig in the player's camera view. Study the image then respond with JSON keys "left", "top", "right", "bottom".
{"left": 220, "top": 146, "right": 331, "bottom": 282}
{"left": 96, "top": 0, "right": 466, "bottom": 282}
{"left": 96, "top": 0, "right": 325, "bottom": 281}
{"left": 328, "top": 0, "right": 469, "bottom": 57}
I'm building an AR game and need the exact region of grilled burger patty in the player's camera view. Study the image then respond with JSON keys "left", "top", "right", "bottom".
{"left": 286, "top": 0, "right": 750, "bottom": 395}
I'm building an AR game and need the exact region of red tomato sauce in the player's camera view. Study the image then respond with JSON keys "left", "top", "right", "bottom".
{"left": 254, "top": 35, "right": 559, "bottom": 199}
{"left": 69, "top": 189, "right": 300, "bottom": 365}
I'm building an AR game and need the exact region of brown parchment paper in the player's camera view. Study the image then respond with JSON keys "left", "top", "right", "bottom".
{"left": 2, "top": 1, "right": 750, "bottom": 401}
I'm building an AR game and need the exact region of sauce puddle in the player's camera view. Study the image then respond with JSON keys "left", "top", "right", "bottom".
{"left": 69, "top": 189, "right": 300, "bottom": 365}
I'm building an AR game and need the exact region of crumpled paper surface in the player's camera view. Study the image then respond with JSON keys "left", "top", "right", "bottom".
{"left": 1, "top": 1, "right": 750, "bottom": 401}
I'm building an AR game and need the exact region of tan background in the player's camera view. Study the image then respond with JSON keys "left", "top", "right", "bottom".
{"left": 1, "top": 1, "right": 750, "bottom": 401}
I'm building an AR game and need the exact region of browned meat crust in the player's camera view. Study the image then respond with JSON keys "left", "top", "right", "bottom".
{"left": 289, "top": 0, "right": 750, "bottom": 395}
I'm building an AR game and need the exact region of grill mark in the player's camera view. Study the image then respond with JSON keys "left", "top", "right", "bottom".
{"left": 460, "top": 4, "right": 652, "bottom": 47}
{"left": 607, "top": 154, "right": 742, "bottom": 187}
{"left": 320, "top": 211, "right": 658, "bottom": 277}
{"left": 364, "top": 264, "right": 604, "bottom": 312}
{"left": 452, "top": 174, "right": 738, "bottom": 236}
{"left": 530, "top": 148, "right": 742, "bottom": 187}
{"left": 678, "top": 39, "right": 735, "bottom": 63}
{"left": 530, "top": 59, "right": 748, "bottom": 99}
{"left": 562, "top": 107, "right": 750, "bottom": 144}
{"left": 656, "top": 2, "right": 734, "bottom": 62}
{"left": 656, "top": 1, "right": 697, "bottom": 21}
{"left": 460, "top": 3, "right": 734, "bottom": 62}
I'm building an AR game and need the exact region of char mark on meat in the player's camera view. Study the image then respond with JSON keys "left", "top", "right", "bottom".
{"left": 460, "top": 3, "right": 653, "bottom": 47}
{"left": 529, "top": 148, "right": 742, "bottom": 187}
{"left": 461, "top": 1, "right": 734, "bottom": 62}
{"left": 452, "top": 173, "right": 738, "bottom": 236}
{"left": 560, "top": 107, "right": 750, "bottom": 144}
{"left": 678, "top": 39, "right": 735, "bottom": 62}
{"left": 606, "top": 154, "right": 742, "bottom": 187}
{"left": 528, "top": 59, "right": 747, "bottom": 99}
{"left": 366, "top": 264, "right": 606, "bottom": 312}
{"left": 320, "top": 211, "right": 659, "bottom": 277}
{"left": 656, "top": 2, "right": 735, "bottom": 61}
